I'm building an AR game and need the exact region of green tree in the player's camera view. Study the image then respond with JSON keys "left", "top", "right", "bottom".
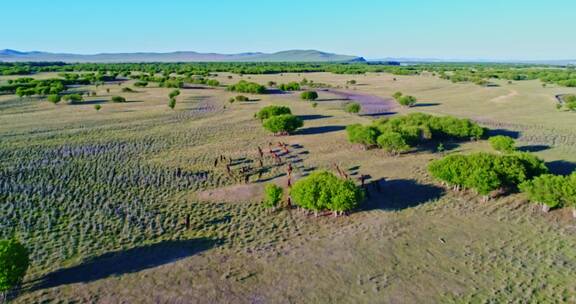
{"left": 263, "top": 184, "right": 283, "bottom": 210}
{"left": 94, "top": 104, "right": 102, "bottom": 111}
{"left": 168, "top": 98, "right": 176, "bottom": 109}
{"left": 169, "top": 89, "right": 181, "bottom": 99}
{"left": 0, "top": 238, "right": 30, "bottom": 299}
{"left": 346, "top": 124, "right": 380, "bottom": 148}
{"left": 262, "top": 114, "right": 303, "bottom": 135}
{"left": 290, "top": 171, "right": 364, "bottom": 216}
{"left": 47, "top": 94, "right": 61, "bottom": 104}
{"left": 520, "top": 174, "right": 570, "bottom": 212}
{"left": 300, "top": 91, "right": 319, "bottom": 101}
{"left": 429, "top": 152, "right": 548, "bottom": 198}
{"left": 398, "top": 95, "right": 417, "bottom": 107}
{"left": 377, "top": 131, "right": 410, "bottom": 155}
{"left": 256, "top": 105, "right": 292, "bottom": 121}
{"left": 489, "top": 135, "right": 516, "bottom": 153}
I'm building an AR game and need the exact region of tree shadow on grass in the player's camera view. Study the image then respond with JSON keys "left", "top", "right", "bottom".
{"left": 298, "top": 114, "right": 332, "bottom": 121}
{"left": 362, "top": 178, "right": 445, "bottom": 211}
{"left": 317, "top": 98, "right": 350, "bottom": 102}
{"left": 296, "top": 125, "right": 345, "bottom": 135}
{"left": 518, "top": 145, "right": 550, "bottom": 153}
{"left": 265, "top": 89, "right": 288, "bottom": 95}
{"left": 69, "top": 99, "right": 109, "bottom": 105}
{"left": 485, "top": 128, "right": 521, "bottom": 139}
{"left": 546, "top": 160, "right": 576, "bottom": 175}
{"left": 361, "top": 111, "right": 397, "bottom": 117}
{"left": 412, "top": 102, "right": 441, "bottom": 107}
{"left": 28, "top": 238, "right": 221, "bottom": 292}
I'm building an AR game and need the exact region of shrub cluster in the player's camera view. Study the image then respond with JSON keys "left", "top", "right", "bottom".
{"left": 62, "top": 94, "right": 83, "bottom": 104}
{"left": 278, "top": 82, "right": 301, "bottom": 91}
{"left": 520, "top": 173, "right": 576, "bottom": 211}
{"left": 428, "top": 152, "right": 548, "bottom": 195}
{"left": 489, "top": 135, "right": 516, "bottom": 153}
{"left": 347, "top": 113, "right": 485, "bottom": 153}
{"left": 392, "top": 92, "right": 417, "bottom": 107}
{"left": 227, "top": 80, "right": 266, "bottom": 94}
{"left": 300, "top": 91, "right": 318, "bottom": 101}
{"left": 290, "top": 171, "right": 365, "bottom": 216}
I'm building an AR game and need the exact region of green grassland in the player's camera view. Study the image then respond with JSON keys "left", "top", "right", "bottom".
{"left": 2, "top": 71, "right": 576, "bottom": 303}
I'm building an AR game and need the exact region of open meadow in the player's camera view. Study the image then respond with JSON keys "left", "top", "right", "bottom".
{"left": 2, "top": 69, "right": 576, "bottom": 303}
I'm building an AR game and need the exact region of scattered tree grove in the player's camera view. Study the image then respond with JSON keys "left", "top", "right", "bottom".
{"left": 346, "top": 113, "right": 485, "bottom": 152}
{"left": 520, "top": 173, "right": 576, "bottom": 213}
{"left": 428, "top": 152, "right": 548, "bottom": 198}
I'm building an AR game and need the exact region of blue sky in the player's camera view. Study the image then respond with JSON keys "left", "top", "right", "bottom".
{"left": 1, "top": 0, "right": 574, "bottom": 60}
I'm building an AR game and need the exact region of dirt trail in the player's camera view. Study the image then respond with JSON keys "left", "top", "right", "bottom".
{"left": 324, "top": 89, "right": 397, "bottom": 115}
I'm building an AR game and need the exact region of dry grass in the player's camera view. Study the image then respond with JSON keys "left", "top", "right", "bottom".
{"left": 2, "top": 73, "right": 576, "bottom": 303}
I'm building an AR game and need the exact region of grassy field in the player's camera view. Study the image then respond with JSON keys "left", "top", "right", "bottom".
{"left": 2, "top": 72, "right": 576, "bottom": 303}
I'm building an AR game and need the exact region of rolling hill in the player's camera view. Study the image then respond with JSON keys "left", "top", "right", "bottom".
{"left": 0, "top": 49, "right": 365, "bottom": 63}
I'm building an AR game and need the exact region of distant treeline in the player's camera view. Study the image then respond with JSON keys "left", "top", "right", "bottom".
{"left": 0, "top": 62, "right": 418, "bottom": 76}
{"left": 2, "top": 62, "right": 576, "bottom": 87}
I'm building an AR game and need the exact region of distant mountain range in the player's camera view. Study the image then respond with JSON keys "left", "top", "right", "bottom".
{"left": 371, "top": 57, "right": 576, "bottom": 66}
{"left": 0, "top": 49, "right": 365, "bottom": 63}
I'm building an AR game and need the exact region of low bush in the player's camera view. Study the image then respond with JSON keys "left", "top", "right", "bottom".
{"left": 227, "top": 80, "right": 266, "bottom": 94}
{"left": 111, "top": 96, "right": 126, "bottom": 103}
{"left": 62, "top": 94, "right": 83, "bottom": 104}
{"left": 489, "top": 135, "right": 516, "bottom": 153}
{"left": 428, "top": 152, "right": 548, "bottom": 196}
{"left": 278, "top": 82, "right": 301, "bottom": 91}
{"left": 300, "top": 91, "right": 318, "bottom": 101}
{"left": 344, "top": 102, "right": 361, "bottom": 113}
